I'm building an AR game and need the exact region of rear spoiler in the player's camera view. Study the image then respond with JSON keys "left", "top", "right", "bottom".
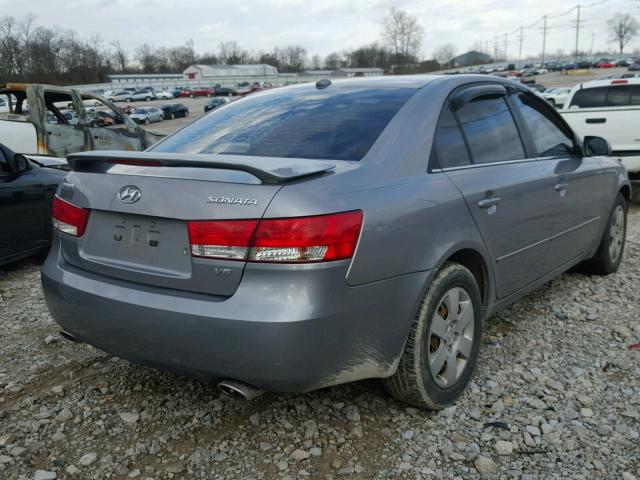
{"left": 67, "top": 151, "right": 335, "bottom": 184}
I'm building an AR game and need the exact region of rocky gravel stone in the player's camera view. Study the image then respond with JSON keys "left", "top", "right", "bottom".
{"left": 0, "top": 207, "right": 639, "bottom": 479}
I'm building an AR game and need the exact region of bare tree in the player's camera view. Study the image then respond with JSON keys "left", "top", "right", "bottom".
{"left": 381, "top": 7, "right": 424, "bottom": 63}
{"left": 433, "top": 43, "right": 457, "bottom": 65}
{"left": 111, "top": 39, "right": 128, "bottom": 72}
{"left": 218, "top": 41, "right": 249, "bottom": 64}
{"left": 310, "top": 54, "right": 323, "bottom": 69}
{"left": 608, "top": 13, "right": 639, "bottom": 54}
{"left": 324, "top": 52, "right": 344, "bottom": 69}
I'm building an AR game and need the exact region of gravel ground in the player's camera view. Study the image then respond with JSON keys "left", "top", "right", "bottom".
{"left": 1, "top": 207, "right": 639, "bottom": 480}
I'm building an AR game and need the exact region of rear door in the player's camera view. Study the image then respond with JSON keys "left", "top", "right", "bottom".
{"left": 510, "top": 90, "right": 606, "bottom": 267}
{"left": 83, "top": 96, "right": 145, "bottom": 152}
{"left": 435, "top": 85, "right": 556, "bottom": 298}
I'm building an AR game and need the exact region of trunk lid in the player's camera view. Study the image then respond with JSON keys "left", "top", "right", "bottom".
{"left": 59, "top": 151, "right": 335, "bottom": 296}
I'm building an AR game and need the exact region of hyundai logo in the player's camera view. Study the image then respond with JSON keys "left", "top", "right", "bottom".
{"left": 118, "top": 185, "right": 142, "bottom": 204}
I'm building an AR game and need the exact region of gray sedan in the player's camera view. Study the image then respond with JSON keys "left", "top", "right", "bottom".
{"left": 128, "top": 107, "right": 163, "bottom": 124}
{"left": 42, "top": 75, "right": 630, "bottom": 409}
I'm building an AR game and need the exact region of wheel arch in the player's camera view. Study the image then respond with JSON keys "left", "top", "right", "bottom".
{"left": 445, "top": 248, "right": 491, "bottom": 313}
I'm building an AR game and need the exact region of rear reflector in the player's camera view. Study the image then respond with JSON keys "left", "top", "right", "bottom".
{"left": 188, "top": 211, "right": 363, "bottom": 263}
{"left": 52, "top": 195, "right": 90, "bottom": 237}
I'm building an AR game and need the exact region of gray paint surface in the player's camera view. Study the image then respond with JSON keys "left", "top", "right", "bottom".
{"left": 41, "top": 74, "right": 630, "bottom": 392}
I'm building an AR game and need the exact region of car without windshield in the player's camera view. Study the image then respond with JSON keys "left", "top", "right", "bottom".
{"left": 42, "top": 75, "right": 630, "bottom": 409}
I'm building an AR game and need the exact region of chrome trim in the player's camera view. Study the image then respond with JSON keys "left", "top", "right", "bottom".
{"left": 497, "top": 216, "right": 601, "bottom": 263}
{"left": 437, "top": 155, "right": 582, "bottom": 173}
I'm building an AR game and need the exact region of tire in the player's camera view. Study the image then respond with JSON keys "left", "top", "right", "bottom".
{"left": 145, "top": 97, "right": 151, "bottom": 101}
{"left": 170, "top": 113, "right": 175, "bottom": 119}
{"left": 548, "top": 98, "right": 556, "bottom": 107}
{"left": 144, "top": 118, "right": 150, "bottom": 125}
{"left": 384, "top": 262, "right": 482, "bottom": 409}
{"left": 207, "top": 93, "right": 212, "bottom": 97}
{"left": 579, "top": 193, "right": 627, "bottom": 275}
{"left": 126, "top": 98, "right": 131, "bottom": 103}
{"left": 228, "top": 92, "right": 233, "bottom": 97}
{"left": 190, "top": 94, "right": 195, "bottom": 99}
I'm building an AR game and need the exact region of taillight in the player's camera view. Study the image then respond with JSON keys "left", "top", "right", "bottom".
{"left": 52, "top": 195, "right": 90, "bottom": 237}
{"left": 187, "top": 211, "right": 363, "bottom": 263}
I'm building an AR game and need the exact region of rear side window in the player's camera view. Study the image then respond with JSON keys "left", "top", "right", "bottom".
{"left": 431, "top": 104, "right": 470, "bottom": 169}
{"left": 607, "top": 86, "right": 630, "bottom": 106}
{"left": 512, "top": 93, "right": 576, "bottom": 157}
{"left": 152, "top": 87, "right": 416, "bottom": 161}
{"left": 570, "top": 87, "right": 607, "bottom": 108}
{"left": 456, "top": 97, "right": 525, "bottom": 164}
{"left": 631, "top": 85, "right": 640, "bottom": 105}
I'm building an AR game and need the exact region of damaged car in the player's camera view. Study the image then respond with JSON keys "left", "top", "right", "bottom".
{"left": 0, "top": 83, "right": 162, "bottom": 157}
{"left": 42, "top": 76, "right": 630, "bottom": 408}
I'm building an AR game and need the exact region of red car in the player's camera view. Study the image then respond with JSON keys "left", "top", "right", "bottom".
{"left": 178, "top": 87, "right": 215, "bottom": 98}
{"left": 596, "top": 61, "right": 615, "bottom": 69}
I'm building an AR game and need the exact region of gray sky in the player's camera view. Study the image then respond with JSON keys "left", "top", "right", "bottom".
{"left": 0, "top": 0, "right": 637, "bottom": 60}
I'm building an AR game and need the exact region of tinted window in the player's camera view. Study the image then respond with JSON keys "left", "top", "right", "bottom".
{"left": 152, "top": 87, "right": 415, "bottom": 161}
{"left": 431, "top": 104, "right": 470, "bottom": 169}
{"left": 456, "top": 96, "right": 525, "bottom": 164}
{"left": 607, "top": 86, "right": 630, "bottom": 106}
{"left": 570, "top": 87, "right": 607, "bottom": 108}
{"left": 629, "top": 85, "right": 640, "bottom": 105}
{"left": 512, "top": 93, "right": 575, "bottom": 157}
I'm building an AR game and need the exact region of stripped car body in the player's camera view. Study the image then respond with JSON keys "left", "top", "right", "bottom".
{"left": 0, "top": 83, "right": 162, "bottom": 157}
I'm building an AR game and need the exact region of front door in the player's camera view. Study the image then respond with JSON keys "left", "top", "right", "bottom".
{"left": 509, "top": 91, "right": 607, "bottom": 267}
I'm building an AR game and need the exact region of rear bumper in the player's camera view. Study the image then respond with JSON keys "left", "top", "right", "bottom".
{"left": 41, "top": 238, "right": 431, "bottom": 392}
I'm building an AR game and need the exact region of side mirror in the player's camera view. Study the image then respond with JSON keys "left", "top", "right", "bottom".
{"left": 583, "top": 136, "right": 612, "bottom": 156}
{"left": 12, "top": 154, "right": 32, "bottom": 174}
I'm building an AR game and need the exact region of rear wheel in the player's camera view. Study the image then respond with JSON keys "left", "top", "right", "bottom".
{"left": 579, "top": 193, "right": 627, "bottom": 275}
{"left": 384, "top": 263, "right": 482, "bottom": 409}
{"left": 144, "top": 118, "right": 150, "bottom": 125}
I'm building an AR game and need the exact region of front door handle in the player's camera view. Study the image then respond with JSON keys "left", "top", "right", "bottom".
{"left": 478, "top": 197, "right": 501, "bottom": 209}
{"left": 554, "top": 183, "right": 568, "bottom": 192}
{"left": 586, "top": 118, "right": 606, "bottom": 124}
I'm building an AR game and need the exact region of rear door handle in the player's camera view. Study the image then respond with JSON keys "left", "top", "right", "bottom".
{"left": 478, "top": 197, "right": 501, "bottom": 209}
{"left": 554, "top": 183, "right": 568, "bottom": 192}
{"left": 586, "top": 118, "right": 606, "bottom": 124}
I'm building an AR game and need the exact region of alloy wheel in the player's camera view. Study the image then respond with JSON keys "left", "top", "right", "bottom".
{"left": 609, "top": 205, "right": 625, "bottom": 262}
{"left": 427, "top": 287, "right": 475, "bottom": 388}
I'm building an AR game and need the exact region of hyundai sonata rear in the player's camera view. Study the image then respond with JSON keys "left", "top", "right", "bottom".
{"left": 42, "top": 76, "right": 628, "bottom": 408}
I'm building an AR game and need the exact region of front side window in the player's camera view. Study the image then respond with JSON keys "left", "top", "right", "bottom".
{"left": 431, "top": 104, "right": 470, "bottom": 169}
{"left": 152, "top": 87, "right": 416, "bottom": 161}
{"left": 456, "top": 96, "right": 525, "bottom": 164}
{"left": 512, "top": 93, "right": 575, "bottom": 157}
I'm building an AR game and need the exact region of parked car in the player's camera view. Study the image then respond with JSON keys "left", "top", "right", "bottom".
{"left": 106, "top": 90, "right": 133, "bottom": 102}
{"left": 0, "top": 83, "right": 162, "bottom": 157}
{"left": 213, "top": 84, "right": 237, "bottom": 97}
{"left": 178, "top": 87, "right": 215, "bottom": 98}
{"left": 160, "top": 103, "right": 189, "bottom": 120}
{"left": 42, "top": 76, "right": 630, "bottom": 409}
{"left": 126, "top": 90, "right": 156, "bottom": 102}
{"left": 596, "top": 60, "right": 616, "bottom": 69}
{"left": 616, "top": 59, "right": 630, "bottom": 67}
{"left": 576, "top": 60, "right": 592, "bottom": 69}
{"left": 561, "top": 63, "right": 576, "bottom": 70}
{"left": 561, "top": 77, "right": 640, "bottom": 178}
{"left": 204, "top": 97, "right": 227, "bottom": 112}
{"left": 154, "top": 90, "right": 175, "bottom": 100}
{"left": 129, "top": 107, "right": 164, "bottom": 124}
{"left": 0, "top": 142, "right": 67, "bottom": 265}
{"left": 543, "top": 87, "right": 572, "bottom": 107}
{"left": 628, "top": 60, "right": 640, "bottom": 72}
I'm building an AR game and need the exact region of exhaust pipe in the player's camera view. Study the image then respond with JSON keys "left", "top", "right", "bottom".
{"left": 217, "top": 380, "right": 265, "bottom": 401}
{"left": 59, "top": 330, "right": 79, "bottom": 342}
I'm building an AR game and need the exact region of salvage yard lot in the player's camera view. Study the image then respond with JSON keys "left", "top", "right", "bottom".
{"left": 0, "top": 208, "right": 638, "bottom": 479}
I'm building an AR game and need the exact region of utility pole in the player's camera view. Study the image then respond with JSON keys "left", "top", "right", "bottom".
{"left": 493, "top": 35, "right": 499, "bottom": 59}
{"left": 518, "top": 26, "right": 524, "bottom": 62}
{"left": 571, "top": 5, "right": 584, "bottom": 67}
{"left": 590, "top": 32, "right": 595, "bottom": 55}
{"left": 504, "top": 33, "right": 508, "bottom": 61}
{"left": 541, "top": 15, "right": 548, "bottom": 64}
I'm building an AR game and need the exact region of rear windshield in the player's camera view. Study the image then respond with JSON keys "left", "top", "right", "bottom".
{"left": 151, "top": 86, "right": 415, "bottom": 161}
